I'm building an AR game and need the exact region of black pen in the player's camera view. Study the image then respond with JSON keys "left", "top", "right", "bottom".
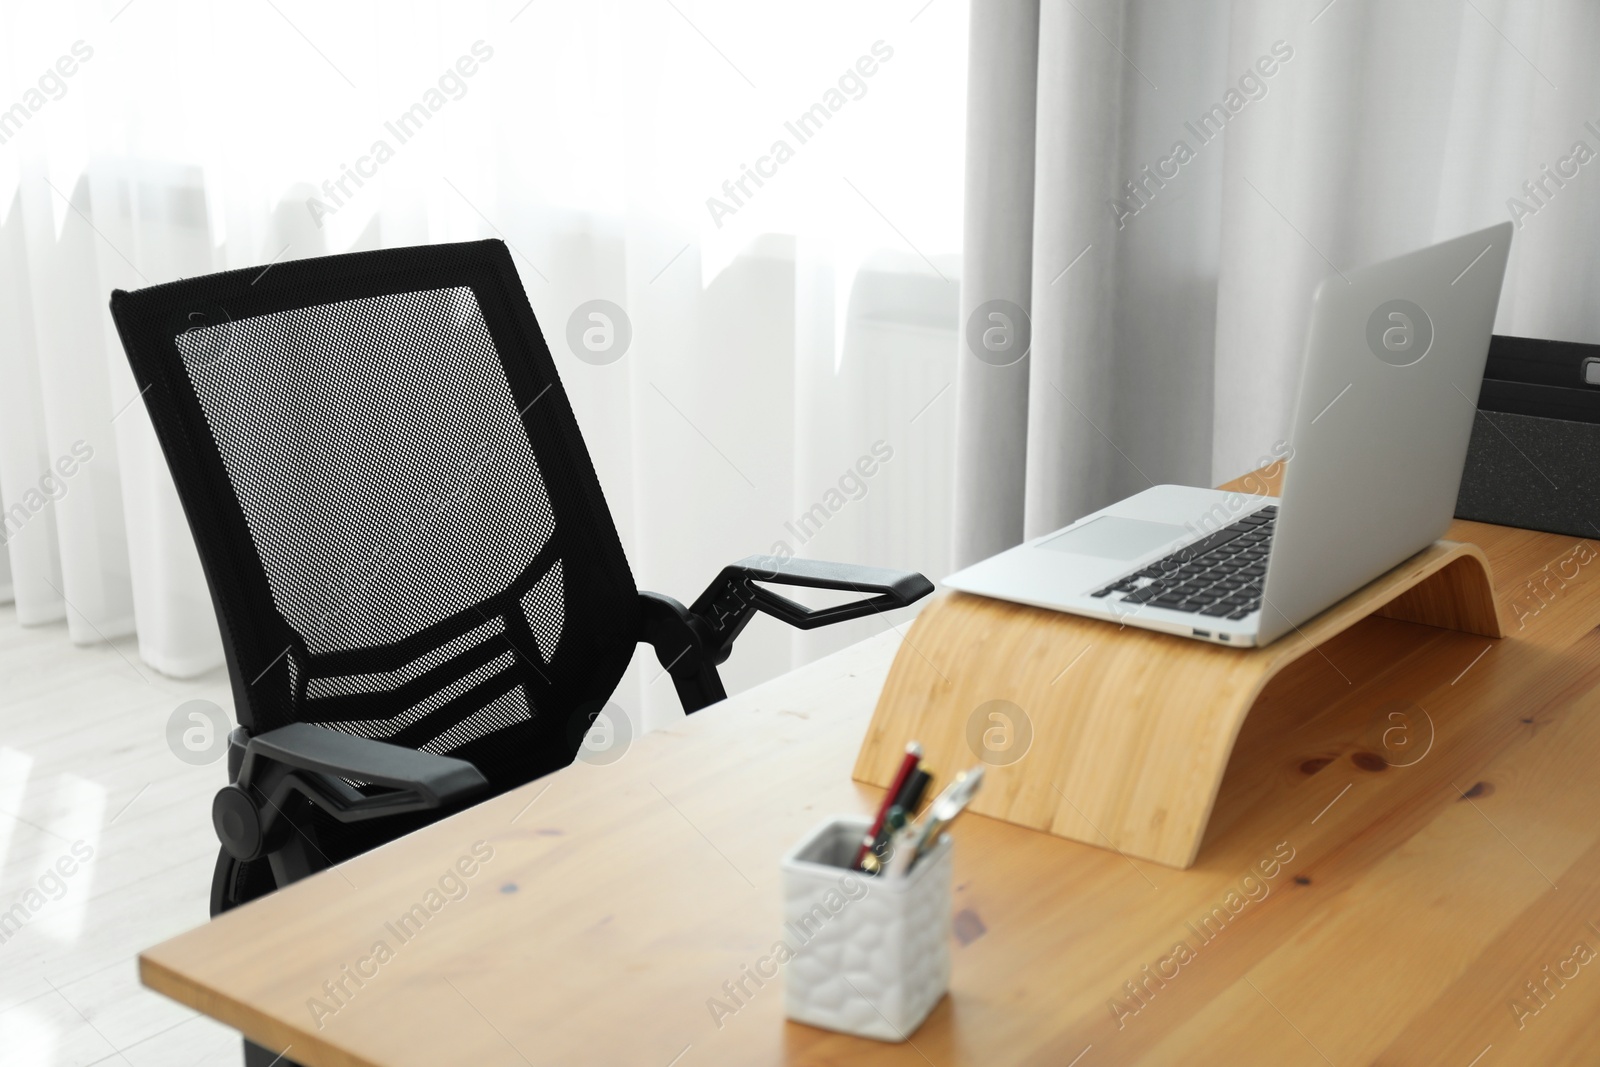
{"left": 897, "top": 768, "right": 932, "bottom": 816}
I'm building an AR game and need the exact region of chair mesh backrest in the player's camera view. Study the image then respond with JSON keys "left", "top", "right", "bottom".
{"left": 177, "top": 286, "right": 555, "bottom": 654}
{"left": 111, "top": 241, "right": 638, "bottom": 791}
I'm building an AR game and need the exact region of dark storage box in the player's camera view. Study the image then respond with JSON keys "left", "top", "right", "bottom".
{"left": 1455, "top": 335, "right": 1600, "bottom": 539}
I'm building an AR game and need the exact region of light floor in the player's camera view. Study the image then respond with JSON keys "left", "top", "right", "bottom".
{"left": 0, "top": 605, "right": 244, "bottom": 1066}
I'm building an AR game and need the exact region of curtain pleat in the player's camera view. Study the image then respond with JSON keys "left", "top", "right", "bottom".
{"left": 951, "top": 0, "right": 1040, "bottom": 569}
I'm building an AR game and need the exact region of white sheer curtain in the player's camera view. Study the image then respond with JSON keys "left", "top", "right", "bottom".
{"left": 0, "top": 0, "right": 969, "bottom": 726}
{"left": 953, "top": 0, "right": 1600, "bottom": 565}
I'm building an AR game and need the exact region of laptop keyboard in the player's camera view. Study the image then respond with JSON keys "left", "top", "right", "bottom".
{"left": 1090, "top": 506, "right": 1276, "bottom": 620}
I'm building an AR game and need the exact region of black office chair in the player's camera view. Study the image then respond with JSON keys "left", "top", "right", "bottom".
{"left": 109, "top": 239, "right": 930, "bottom": 1065}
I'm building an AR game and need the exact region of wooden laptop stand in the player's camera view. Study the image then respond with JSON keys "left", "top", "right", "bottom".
{"left": 853, "top": 540, "right": 1505, "bottom": 869}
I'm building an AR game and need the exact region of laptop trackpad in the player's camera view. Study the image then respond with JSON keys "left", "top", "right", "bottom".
{"left": 1039, "top": 516, "right": 1189, "bottom": 561}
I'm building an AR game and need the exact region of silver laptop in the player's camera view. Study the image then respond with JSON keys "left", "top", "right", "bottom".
{"left": 945, "top": 222, "right": 1513, "bottom": 648}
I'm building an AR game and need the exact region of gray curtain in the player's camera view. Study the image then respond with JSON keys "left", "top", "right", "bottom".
{"left": 953, "top": 0, "right": 1600, "bottom": 569}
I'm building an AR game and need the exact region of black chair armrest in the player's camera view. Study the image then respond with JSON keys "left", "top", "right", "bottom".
{"left": 639, "top": 557, "right": 932, "bottom": 715}
{"left": 690, "top": 555, "right": 933, "bottom": 656}
{"left": 215, "top": 723, "right": 489, "bottom": 866}
{"left": 243, "top": 723, "right": 488, "bottom": 807}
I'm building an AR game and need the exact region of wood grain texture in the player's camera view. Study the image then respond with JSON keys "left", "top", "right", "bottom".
{"left": 138, "top": 507, "right": 1600, "bottom": 1066}
{"left": 856, "top": 539, "right": 1505, "bottom": 868}
{"left": 1375, "top": 547, "right": 1504, "bottom": 636}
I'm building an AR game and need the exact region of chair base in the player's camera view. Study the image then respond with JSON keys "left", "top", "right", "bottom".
{"left": 853, "top": 540, "right": 1505, "bottom": 869}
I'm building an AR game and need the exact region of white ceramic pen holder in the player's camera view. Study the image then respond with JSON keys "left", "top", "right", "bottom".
{"left": 780, "top": 815, "right": 953, "bottom": 1041}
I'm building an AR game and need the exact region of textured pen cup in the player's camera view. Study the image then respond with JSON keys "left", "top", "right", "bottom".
{"left": 780, "top": 815, "right": 952, "bottom": 1041}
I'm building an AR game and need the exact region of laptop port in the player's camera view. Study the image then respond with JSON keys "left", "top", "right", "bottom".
{"left": 1193, "top": 629, "right": 1210, "bottom": 638}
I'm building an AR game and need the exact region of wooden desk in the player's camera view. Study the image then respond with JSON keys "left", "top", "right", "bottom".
{"left": 141, "top": 511, "right": 1600, "bottom": 1066}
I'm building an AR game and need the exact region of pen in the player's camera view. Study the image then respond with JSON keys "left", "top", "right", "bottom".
{"left": 897, "top": 768, "right": 932, "bottom": 817}
{"left": 884, "top": 823, "right": 918, "bottom": 879}
{"left": 854, "top": 741, "right": 920, "bottom": 870}
{"left": 864, "top": 768, "right": 932, "bottom": 867}
{"left": 861, "top": 805, "right": 910, "bottom": 875}
{"left": 904, "top": 766, "right": 985, "bottom": 872}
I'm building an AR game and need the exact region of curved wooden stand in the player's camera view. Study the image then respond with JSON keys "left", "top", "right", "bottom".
{"left": 853, "top": 540, "right": 1505, "bottom": 869}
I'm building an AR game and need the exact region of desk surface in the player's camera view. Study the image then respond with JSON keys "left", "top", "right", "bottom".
{"left": 141, "top": 508, "right": 1600, "bottom": 1066}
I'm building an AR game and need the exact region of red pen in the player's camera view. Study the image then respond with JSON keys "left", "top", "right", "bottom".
{"left": 854, "top": 741, "right": 921, "bottom": 870}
